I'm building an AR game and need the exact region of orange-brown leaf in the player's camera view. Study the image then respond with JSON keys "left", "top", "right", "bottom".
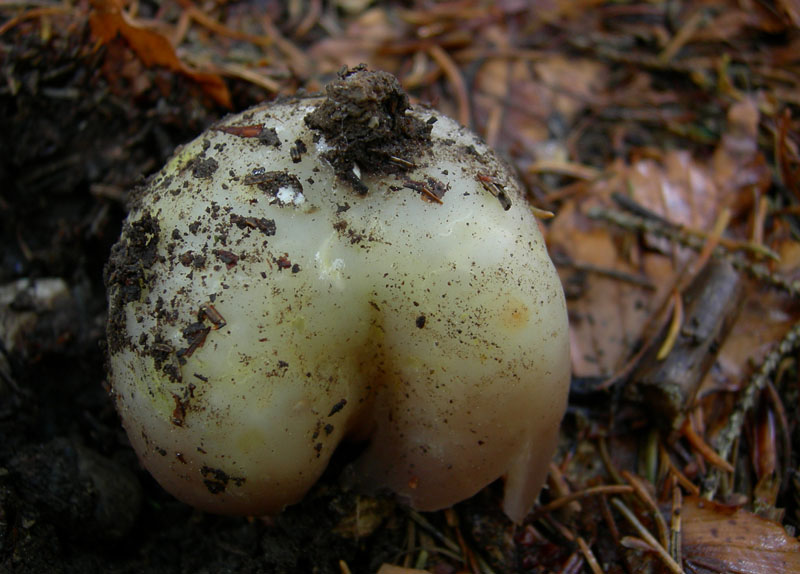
{"left": 89, "top": 0, "right": 231, "bottom": 107}
{"left": 681, "top": 497, "right": 800, "bottom": 574}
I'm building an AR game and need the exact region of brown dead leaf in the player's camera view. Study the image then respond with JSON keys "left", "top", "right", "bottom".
{"left": 681, "top": 496, "right": 800, "bottom": 574}
{"left": 697, "top": 231, "right": 800, "bottom": 397}
{"left": 533, "top": 55, "right": 606, "bottom": 125}
{"left": 777, "top": 0, "right": 800, "bottom": 28}
{"left": 626, "top": 151, "right": 721, "bottom": 229}
{"left": 550, "top": 95, "right": 780, "bottom": 379}
{"left": 549, "top": 193, "right": 674, "bottom": 377}
{"left": 89, "top": 0, "right": 231, "bottom": 107}
{"left": 776, "top": 109, "right": 800, "bottom": 201}
{"left": 549, "top": 150, "right": 730, "bottom": 378}
{"left": 473, "top": 54, "right": 606, "bottom": 160}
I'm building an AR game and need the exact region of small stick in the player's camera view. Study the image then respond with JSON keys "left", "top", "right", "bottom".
{"left": 589, "top": 207, "right": 786, "bottom": 275}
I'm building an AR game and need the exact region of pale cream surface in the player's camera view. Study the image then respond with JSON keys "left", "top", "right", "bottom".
{"left": 107, "top": 99, "right": 570, "bottom": 522}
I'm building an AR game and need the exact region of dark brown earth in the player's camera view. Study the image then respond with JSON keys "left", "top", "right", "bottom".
{"left": 304, "top": 65, "right": 432, "bottom": 193}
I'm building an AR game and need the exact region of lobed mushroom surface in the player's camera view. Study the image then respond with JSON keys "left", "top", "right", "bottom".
{"left": 105, "top": 68, "right": 570, "bottom": 523}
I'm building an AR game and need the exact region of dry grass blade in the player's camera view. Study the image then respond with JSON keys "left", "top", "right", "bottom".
{"left": 656, "top": 289, "right": 683, "bottom": 360}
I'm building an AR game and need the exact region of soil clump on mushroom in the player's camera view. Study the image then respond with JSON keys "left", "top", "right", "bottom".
{"left": 304, "top": 65, "right": 433, "bottom": 193}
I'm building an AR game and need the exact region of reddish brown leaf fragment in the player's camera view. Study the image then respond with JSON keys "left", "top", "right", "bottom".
{"left": 274, "top": 254, "right": 292, "bottom": 270}
{"left": 88, "top": 0, "right": 231, "bottom": 107}
{"left": 170, "top": 393, "right": 187, "bottom": 426}
{"left": 216, "top": 124, "right": 266, "bottom": 138}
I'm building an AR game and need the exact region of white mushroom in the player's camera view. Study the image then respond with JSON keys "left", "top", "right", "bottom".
{"left": 105, "top": 67, "right": 570, "bottom": 523}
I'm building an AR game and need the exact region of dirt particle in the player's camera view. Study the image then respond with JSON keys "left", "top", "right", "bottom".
{"left": 200, "top": 466, "right": 246, "bottom": 494}
{"left": 213, "top": 249, "right": 239, "bottom": 269}
{"left": 328, "top": 398, "right": 347, "bottom": 417}
{"left": 104, "top": 212, "right": 161, "bottom": 352}
{"left": 403, "top": 175, "right": 448, "bottom": 204}
{"left": 191, "top": 156, "right": 219, "bottom": 179}
{"left": 274, "top": 254, "right": 292, "bottom": 270}
{"left": 171, "top": 393, "right": 187, "bottom": 426}
{"left": 179, "top": 251, "right": 206, "bottom": 268}
{"left": 258, "top": 126, "right": 281, "bottom": 147}
{"left": 149, "top": 338, "right": 182, "bottom": 382}
{"left": 290, "top": 139, "right": 307, "bottom": 163}
{"left": 244, "top": 170, "right": 304, "bottom": 205}
{"left": 179, "top": 321, "right": 211, "bottom": 358}
{"left": 230, "top": 213, "right": 277, "bottom": 235}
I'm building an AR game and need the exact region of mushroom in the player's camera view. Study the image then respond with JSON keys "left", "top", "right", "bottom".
{"left": 105, "top": 66, "right": 570, "bottom": 523}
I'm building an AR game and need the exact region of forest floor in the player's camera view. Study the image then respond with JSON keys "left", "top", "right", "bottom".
{"left": 2, "top": 1, "right": 800, "bottom": 573}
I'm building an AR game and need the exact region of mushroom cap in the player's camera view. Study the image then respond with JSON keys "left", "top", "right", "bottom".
{"left": 106, "top": 92, "right": 569, "bottom": 522}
